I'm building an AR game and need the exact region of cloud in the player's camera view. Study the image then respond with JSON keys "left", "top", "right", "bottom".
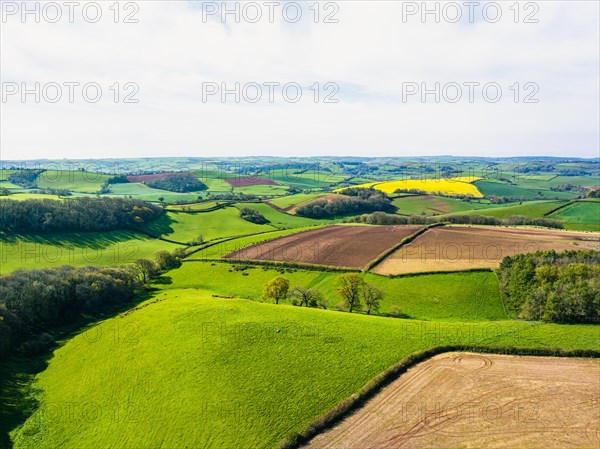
{"left": 1, "top": 0, "right": 598, "bottom": 159}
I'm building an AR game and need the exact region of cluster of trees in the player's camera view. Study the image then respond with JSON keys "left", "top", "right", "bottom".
{"left": 239, "top": 207, "right": 270, "bottom": 224}
{"left": 261, "top": 273, "right": 384, "bottom": 314}
{"left": 498, "top": 250, "right": 600, "bottom": 324}
{"left": 0, "top": 197, "right": 163, "bottom": 233}
{"left": 0, "top": 265, "right": 140, "bottom": 358}
{"left": 7, "top": 169, "right": 44, "bottom": 188}
{"left": 296, "top": 189, "right": 392, "bottom": 218}
{"left": 588, "top": 189, "right": 600, "bottom": 198}
{"left": 0, "top": 250, "right": 182, "bottom": 359}
{"left": 206, "top": 192, "right": 259, "bottom": 201}
{"left": 344, "top": 211, "right": 563, "bottom": 228}
{"left": 146, "top": 173, "right": 207, "bottom": 192}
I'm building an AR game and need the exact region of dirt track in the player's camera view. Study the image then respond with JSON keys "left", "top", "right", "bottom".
{"left": 305, "top": 352, "right": 600, "bottom": 449}
{"left": 224, "top": 225, "right": 423, "bottom": 268}
{"left": 375, "top": 226, "right": 600, "bottom": 275}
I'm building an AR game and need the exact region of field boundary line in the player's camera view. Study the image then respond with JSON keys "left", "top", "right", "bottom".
{"left": 364, "top": 223, "right": 446, "bottom": 273}
{"left": 369, "top": 267, "right": 494, "bottom": 279}
{"left": 280, "top": 345, "right": 600, "bottom": 449}
{"left": 543, "top": 200, "right": 576, "bottom": 217}
{"left": 183, "top": 258, "right": 360, "bottom": 273}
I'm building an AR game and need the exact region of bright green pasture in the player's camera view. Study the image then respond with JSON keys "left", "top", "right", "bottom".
{"left": 11, "top": 290, "right": 600, "bottom": 449}
{"left": 548, "top": 200, "right": 600, "bottom": 232}
{"left": 165, "top": 202, "right": 219, "bottom": 212}
{"left": 162, "top": 262, "right": 506, "bottom": 322}
{"left": 0, "top": 232, "right": 179, "bottom": 274}
{"left": 447, "top": 200, "right": 567, "bottom": 219}
{"left": 475, "top": 180, "right": 576, "bottom": 200}
{"left": 0, "top": 193, "right": 62, "bottom": 201}
{"left": 267, "top": 193, "right": 331, "bottom": 209}
{"left": 107, "top": 183, "right": 202, "bottom": 202}
{"left": 233, "top": 203, "right": 329, "bottom": 228}
{"left": 232, "top": 184, "right": 290, "bottom": 196}
{"left": 36, "top": 171, "right": 112, "bottom": 193}
{"left": 140, "top": 208, "right": 274, "bottom": 243}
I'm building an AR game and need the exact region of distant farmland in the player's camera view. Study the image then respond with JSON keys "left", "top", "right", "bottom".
{"left": 306, "top": 352, "right": 600, "bottom": 449}
{"left": 225, "top": 225, "right": 423, "bottom": 269}
{"left": 224, "top": 177, "right": 279, "bottom": 187}
{"left": 374, "top": 225, "right": 600, "bottom": 275}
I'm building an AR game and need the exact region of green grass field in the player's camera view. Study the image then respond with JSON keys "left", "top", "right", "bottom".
{"left": 446, "top": 200, "right": 567, "bottom": 219}
{"left": 0, "top": 231, "right": 179, "bottom": 274}
{"left": 267, "top": 193, "right": 333, "bottom": 210}
{"left": 474, "top": 180, "right": 576, "bottom": 200}
{"left": 107, "top": 183, "right": 202, "bottom": 202}
{"left": 233, "top": 203, "right": 329, "bottom": 228}
{"left": 165, "top": 201, "right": 220, "bottom": 212}
{"left": 35, "top": 171, "right": 113, "bottom": 193}
{"left": 10, "top": 289, "right": 600, "bottom": 449}
{"left": 140, "top": 207, "right": 275, "bottom": 243}
{"left": 163, "top": 262, "right": 505, "bottom": 321}
{"left": 548, "top": 200, "right": 600, "bottom": 231}
{"left": 0, "top": 193, "right": 63, "bottom": 201}
{"left": 232, "top": 184, "right": 290, "bottom": 196}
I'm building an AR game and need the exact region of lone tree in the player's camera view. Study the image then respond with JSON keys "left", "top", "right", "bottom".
{"left": 362, "top": 283, "right": 384, "bottom": 315}
{"left": 337, "top": 273, "right": 364, "bottom": 313}
{"left": 289, "top": 286, "right": 325, "bottom": 307}
{"left": 262, "top": 277, "right": 290, "bottom": 305}
{"left": 134, "top": 258, "right": 157, "bottom": 283}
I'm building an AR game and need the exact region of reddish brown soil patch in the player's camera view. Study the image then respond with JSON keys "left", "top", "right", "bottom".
{"left": 224, "top": 225, "right": 423, "bottom": 268}
{"left": 224, "top": 177, "right": 279, "bottom": 187}
{"left": 306, "top": 353, "right": 600, "bottom": 449}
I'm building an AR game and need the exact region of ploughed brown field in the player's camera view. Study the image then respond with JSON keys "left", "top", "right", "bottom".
{"left": 374, "top": 225, "right": 600, "bottom": 275}
{"left": 224, "top": 225, "right": 423, "bottom": 268}
{"left": 224, "top": 177, "right": 279, "bottom": 187}
{"left": 305, "top": 352, "right": 600, "bottom": 449}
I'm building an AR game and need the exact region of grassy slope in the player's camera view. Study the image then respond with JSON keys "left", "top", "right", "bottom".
{"left": 11, "top": 290, "right": 600, "bottom": 449}
{"left": 164, "top": 262, "right": 506, "bottom": 321}
{"left": 446, "top": 200, "right": 567, "bottom": 219}
{"left": 268, "top": 193, "right": 329, "bottom": 209}
{"left": 36, "top": 171, "right": 112, "bottom": 193}
{"left": 548, "top": 200, "right": 600, "bottom": 232}
{"left": 474, "top": 180, "right": 575, "bottom": 200}
{"left": 234, "top": 203, "right": 330, "bottom": 228}
{"left": 107, "top": 183, "right": 203, "bottom": 202}
{"left": 0, "top": 232, "right": 179, "bottom": 274}
{"left": 140, "top": 208, "right": 274, "bottom": 243}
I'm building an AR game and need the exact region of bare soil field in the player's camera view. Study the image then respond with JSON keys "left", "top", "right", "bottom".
{"left": 305, "top": 352, "right": 600, "bottom": 449}
{"left": 224, "top": 177, "right": 279, "bottom": 187}
{"left": 375, "top": 225, "right": 600, "bottom": 275}
{"left": 224, "top": 225, "right": 423, "bottom": 268}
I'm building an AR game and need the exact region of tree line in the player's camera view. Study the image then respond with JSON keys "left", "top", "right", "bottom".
{"left": 0, "top": 197, "right": 163, "bottom": 233}
{"left": 261, "top": 273, "right": 385, "bottom": 315}
{"left": 296, "top": 189, "right": 393, "bottom": 218}
{"left": 344, "top": 211, "right": 563, "bottom": 228}
{"left": 498, "top": 250, "right": 599, "bottom": 324}
{"left": 0, "top": 250, "right": 181, "bottom": 359}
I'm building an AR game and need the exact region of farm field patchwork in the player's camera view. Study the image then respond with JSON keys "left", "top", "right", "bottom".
{"left": 234, "top": 203, "right": 329, "bottom": 228}
{"left": 225, "top": 225, "right": 424, "bottom": 269}
{"left": 224, "top": 177, "right": 279, "bottom": 187}
{"left": 9, "top": 290, "right": 600, "bottom": 449}
{"left": 35, "top": 170, "right": 113, "bottom": 193}
{"left": 374, "top": 225, "right": 600, "bottom": 275}
{"left": 474, "top": 180, "right": 576, "bottom": 200}
{"left": 446, "top": 200, "right": 567, "bottom": 219}
{"left": 267, "top": 193, "right": 335, "bottom": 212}
{"left": 306, "top": 352, "right": 600, "bottom": 449}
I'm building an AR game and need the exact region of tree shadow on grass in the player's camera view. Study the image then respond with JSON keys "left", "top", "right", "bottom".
{"left": 0, "top": 230, "right": 157, "bottom": 250}
{"left": 0, "top": 288, "right": 157, "bottom": 448}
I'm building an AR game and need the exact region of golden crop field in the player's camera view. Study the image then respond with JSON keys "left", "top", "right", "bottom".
{"left": 341, "top": 177, "right": 484, "bottom": 198}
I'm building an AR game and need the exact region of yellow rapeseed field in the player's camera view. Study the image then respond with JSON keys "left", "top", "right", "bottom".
{"left": 343, "top": 177, "right": 484, "bottom": 198}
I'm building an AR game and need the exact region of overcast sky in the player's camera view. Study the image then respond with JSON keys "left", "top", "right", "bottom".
{"left": 1, "top": 0, "right": 599, "bottom": 160}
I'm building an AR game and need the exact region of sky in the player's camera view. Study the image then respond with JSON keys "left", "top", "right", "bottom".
{"left": 1, "top": 0, "right": 599, "bottom": 160}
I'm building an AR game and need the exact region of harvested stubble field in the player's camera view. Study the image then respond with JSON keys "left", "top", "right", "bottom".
{"left": 374, "top": 225, "right": 600, "bottom": 275}
{"left": 224, "top": 225, "right": 423, "bottom": 268}
{"left": 306, "top": 352, "right": 600, "bottom": 449}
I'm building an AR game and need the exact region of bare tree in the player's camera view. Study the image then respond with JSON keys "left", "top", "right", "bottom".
{"left": 362, "top": 283, "right": 384, "bottom": 315}
{"left": 337, "top": 273, "right": 364, "bottom": 313}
